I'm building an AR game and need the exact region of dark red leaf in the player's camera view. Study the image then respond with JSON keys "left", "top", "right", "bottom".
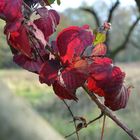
{"left": 49, "top": 9, "right": 60, "bottom": 25}
{"left": 34, "top": 8, "right": 60, "bottom": 40}
{"left": 6, "top": 25, "right": 32, "bottom": 58}
{"left": 61, "top": 58, "right": 88, "bottom": 89}
{"left": 0, "top": 1, "right": 5, "bottom": 12}
{"left": 53, "top": 80, "right": 77, "bottom": 100}
{"left": 0, "top": 0, "right": 23, "bottom": 22}
{"left": 105, "top": 85, "right": 130, "bottom": 111}
{"left": 4, "top": 19, "right": 22, "bottom": 34}
{"left": 56, "top": 26, "right": 93, "bottom": 64}
{"left": 88, "top": 57, "right": 113, "bottom": 81}
{"left": 61, "top": 67, "right": 87, "bottom": 90}
{"left": 13, "top": 54, "right": 43, "bottom": 73}
{"left": 39, "top": 60, "right": 61, "bottom": 86}
{"left": 34, "top": 18, "right": 53, "bottom": 41}
{"left": 87, "top": 57, "right": 129, "bottom": 110}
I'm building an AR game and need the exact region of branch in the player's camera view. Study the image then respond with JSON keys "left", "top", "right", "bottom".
{"left": 100, "top": 115, "right": 106, "bottom": 140}
{"left": 130, "top": 40, "right": 140, "bottom": 50}
{"left": 135, "top": 0, "right": 140, "bottom": 13}
{"left": 80, "top": 7, "right": 101, "bottom": 27}
{"left": 62, "top": 100, "right": 80, "bottom": 140}
{"left": 106, "top": 0, "right": 120, "bottom": 49}
{"left": 65, "top": 112, "right": 104, "bottom": 138}
{"left": 107, "top": 0, "right": 120, "bottom": 23}
{"left": 110, "top": 16, "right": 140, "bottom": 59}
{"left": 82, "top": 85, "right": 140, "bottom": 140}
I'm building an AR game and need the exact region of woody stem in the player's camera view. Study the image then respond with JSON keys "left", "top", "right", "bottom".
{"left": 82, "top": 85, "right": 140, "bottom": 140}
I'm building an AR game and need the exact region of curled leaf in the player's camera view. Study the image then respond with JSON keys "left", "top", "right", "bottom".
{"left": 87, "top": 57, "right": 130, "bottom": 111}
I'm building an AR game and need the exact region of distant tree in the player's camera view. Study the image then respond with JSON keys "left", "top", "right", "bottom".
{"left": 81, "top": 0, "right": 140, "bottom": 60}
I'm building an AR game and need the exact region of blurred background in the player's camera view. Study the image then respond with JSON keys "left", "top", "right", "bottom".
{"left": 0, "top": 0, "right": 140, "bottom": 140}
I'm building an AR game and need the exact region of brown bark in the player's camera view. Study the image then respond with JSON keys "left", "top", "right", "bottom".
{"left": 83, "top": 85, "right": 140, "bottom": 140}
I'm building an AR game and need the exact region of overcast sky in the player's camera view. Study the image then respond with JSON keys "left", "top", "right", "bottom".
{"left": 51, "top": 0, "right": 136, "bottom": 12}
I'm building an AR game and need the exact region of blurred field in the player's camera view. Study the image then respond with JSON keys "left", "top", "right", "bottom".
{"left": 0, "top": 62, "right": 140, "bottom": 140}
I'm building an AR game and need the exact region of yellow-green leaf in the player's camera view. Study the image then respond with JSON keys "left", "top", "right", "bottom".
{"left": 93, "top": 33, "right": 106, "bottom": 46}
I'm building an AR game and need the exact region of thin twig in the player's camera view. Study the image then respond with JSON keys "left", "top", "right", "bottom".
{"left": 107, "top": 0, "right": 120, "bottom": 23}
{"left": 65, "top": 111, "right": 104, "bottom": 138}
{"left": 130, "top": 40, "right": 140, "bottom": 50}
{"left": 100, "top": 115, "right": 106, "bottom": 140}
{"left": 110, "top": 16, "right": 140, "bottom": 59}
{"left": 22, "top": 1, "right": 33, "bottom": 12}
{"left": 62, "top": 100, "right": 80, "bottom": 140}
{"left": 87, "top": 111, "right": 104, "bottom": 126}
{"left": 80, "top": 7, "right": 100, "bottom": 27}
{"left": 106, "top": 0, "right": 120, "bottom": 49}
{"left": 82, "top": 85, "right": 140, "bottom": 140}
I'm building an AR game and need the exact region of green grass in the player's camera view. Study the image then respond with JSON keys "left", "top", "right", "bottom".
{"left": 0, "top": 70, "right": 54, "bottom": 105}
{"left": 0, "top": 63, "right": 140, "bottom": 140}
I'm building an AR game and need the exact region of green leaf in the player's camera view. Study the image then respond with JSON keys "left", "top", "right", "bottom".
{"left": 57, "top": 0, "right": 61, "bottom": 5}
{"left": 93, "top": 32, "right": 106, "bottom": 46}
{"left": 47, "top": 0, "right": 55, "bottom": 5}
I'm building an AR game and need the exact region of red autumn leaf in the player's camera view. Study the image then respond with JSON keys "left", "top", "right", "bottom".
{"left": 4, "top": 19, "right": 22, "bottom": 34}
{"left": 49, "top": 9, "right": 60, "bottom": 25}
{"left": 105, "top": 85, "right": 130, "bottom": 111}
{"left": 0, "top": 1, "right": 5, "bottom": 13}
{"left": 7, "top": 25, "right": 32, "bottom": 58}
{"left": 13, "top": 54, "right": 43, "bottom": 73}
{"left": 73, "top": 57, "right": 89, "bottom": 74}
{"left": 87, "top": 57, "right": 129, "bottom": 110}
{"left": 0, "top": 0, "right": 23, "bottom": 22}
{"left": 34, "top": 18, "right": 53, "bottom": 41}
{"left": 87, "top": 77, "right": 105, "bottom": 96}
{"left": 39, "top": 60, "right": 61, "bottom": 86}
{"left": 34, "top": 8, "right": 60, "bottom": 40}
{"left": 56, "top": 26, "right": 93, "bottom": 64}
{"left": 91, "top": 43, "right": 107, "bottom": 56}
{"left": 103, "top": 66, "right": 125, "bottom": 94}
{"left": 53, "top": 80, "right": 77, "bottom": 100}
{"left": 88, "top": 57, "right": 113, "bottom": 81}
{"left": 61, "top": 58, "right": 88, "bottom": 89}
{"left": 61, "top": 67, "right": 87, "bottom": 90}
